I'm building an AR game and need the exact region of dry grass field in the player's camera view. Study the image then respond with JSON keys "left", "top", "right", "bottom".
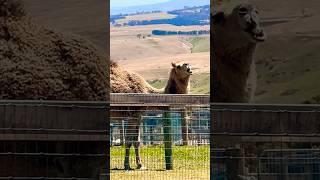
{"left": 111, "top": 22, "right": 210, "bottom": 93}
{"left": 110, "top": 23, "right": 209, "bottom": 60}
{"left": 115, "top": 12, "right": 176, "bottom": 25}
{"left": 116, "top": 52, "right": 209, "bottom": 80}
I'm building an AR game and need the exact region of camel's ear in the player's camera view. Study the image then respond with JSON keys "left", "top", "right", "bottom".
{"left": 212, "top": 12, "right": 225, "bottom": 25}
{"left": 172, "top": 62, "right": 176, "bottom": 68}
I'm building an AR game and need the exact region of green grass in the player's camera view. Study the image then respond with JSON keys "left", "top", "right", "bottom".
{"left": 148, "top": 79, "right": 166, "bottom": 89}
{"left": 110, "top": 145, "right": 209, "bottom": 179}
{"left": 190, "top": 73, "right": 210, "bottom": 94}
{"left": 187, "top": 37, "right": 210, "bottom": 53}
{"left": 148, "top": 73, "right": 210, "bottom": 94}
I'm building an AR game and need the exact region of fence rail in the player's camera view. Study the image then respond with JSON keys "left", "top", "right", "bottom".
{"left": 212, "top": 103, "right": 320, "bottom": 144}
{"left": 0, "top": 101, "right": 108, "bottom": 179}
{"left": 111, "top": 93, "right": 210, "bottom": 106}
{"left": 0, "top": 101, "right": 108, "bottom": 141}
{"left": 211, "top": 103, "right": 320, "bottom": 180}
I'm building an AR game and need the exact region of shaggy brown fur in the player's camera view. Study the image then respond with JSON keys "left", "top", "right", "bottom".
{"left": 110, "top": 62, "right": 159, "bottom": 93}
{"left": 164, "top": 62, "right": 191, "bottom": 94}
{"left": 0, "top": 0, "right": 108, "bottom": 101}
{"left": 111, "top": 61, "right": 191, "bottom": 94}
{"left": 110, "top": 61, "right": 191, "bottom": 170}
{"left": 212, "top": 4, "right": 266, "bottom": 103}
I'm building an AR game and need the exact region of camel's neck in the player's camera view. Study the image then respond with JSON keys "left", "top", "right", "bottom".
{"left": 217, "top": 42, "right": 256, "bottom": 73}
{"left": 214, "top": 40, "right": 257, "bottom": 103}
{"left": 164, "top": 71, "right": 190, "bottom": 94}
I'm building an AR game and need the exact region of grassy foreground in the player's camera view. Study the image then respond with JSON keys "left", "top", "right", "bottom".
{"left": 110, "top": 145, "right": 209, "bottom": 180}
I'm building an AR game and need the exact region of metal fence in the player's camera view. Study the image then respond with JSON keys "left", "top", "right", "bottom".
{"left": 211, "top": 103, "right": 320, "bottom": 180}
{"left": 0, "top": 101, "right": 108, "bottom": 179}
{"left": 110, "top": 93, "right": 210, "bottom": 180}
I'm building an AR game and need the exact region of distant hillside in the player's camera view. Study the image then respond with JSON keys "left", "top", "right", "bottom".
{"left": 111, "top": 0, "right": 210, "bottom": 15}
{"left": 112, "top": 5, "right": 210, "bottom": 27}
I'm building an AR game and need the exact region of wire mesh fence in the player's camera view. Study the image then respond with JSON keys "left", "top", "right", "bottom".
{"left": 211, "top": 104, "right": 320, "bottom": 180}
{"left": 110, "top": 94, "right": 210, "bottom": 180}
{"left": 212, "top": 147, "right": 320, "bottom": 180}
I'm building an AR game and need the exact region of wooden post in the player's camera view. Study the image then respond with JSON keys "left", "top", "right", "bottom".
{"left": 225, "top": 148, "right": 242, "bottom": 180}
{"left": 120, "top": 120, "right": 125, "bottom": 145}
{"left": 181, "top": 107, "right": 189, "bottom": 146}
{"left": 163, "top": 107, "right": 173, "bottom": 170}
{"left": 150, "top": 126, "right": 154, "bottom": 145}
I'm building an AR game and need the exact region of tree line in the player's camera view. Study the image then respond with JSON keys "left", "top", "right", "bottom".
{"left": 152, "top": 30, "right": 209, "bottom": 36}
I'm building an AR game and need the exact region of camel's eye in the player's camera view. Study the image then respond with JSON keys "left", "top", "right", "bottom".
{"left": 177, "top": 65, "right": 181, "bottom": 69}
{"left": 238, "top": 7, "right": 248, "bottom": 15}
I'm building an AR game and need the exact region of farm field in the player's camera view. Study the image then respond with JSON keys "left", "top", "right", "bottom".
{"left": 110, "top": 24, "right": 209, "bottom": 61}
{"left": 115, "top": 12, "right": 177, "bottom": 25}
{"left": 111, "top": 19, "right": 210, "bottom": 93}
{"left": 110, "top": 145, "right": 210, "bottom": 180}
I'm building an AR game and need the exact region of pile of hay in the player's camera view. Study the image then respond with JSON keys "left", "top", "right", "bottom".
{"left": 0, "top": 0, "right": 108, "bottom": 100}
{"left": 110, "top": 62, "right": 158, "bottom": 93}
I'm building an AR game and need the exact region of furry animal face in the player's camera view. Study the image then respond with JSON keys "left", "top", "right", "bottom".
{"left": 213, "top": 4, "right": 266, "bottom": 43}
{"left": 172, "top": 62, "right": 192, "bottom": 79}
{"left": 233, "top": 4, "right": 266, "bottom": 42}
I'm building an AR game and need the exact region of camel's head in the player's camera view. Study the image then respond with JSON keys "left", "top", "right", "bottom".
{"left": 213, "top": 4, "right": 266, "bottom": 43}
{"left": 171, "top": 62, "right": 192, "bottom": 79}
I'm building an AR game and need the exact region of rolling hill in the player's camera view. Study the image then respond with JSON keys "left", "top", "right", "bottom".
{"left": 111, "top": 0, "right": 210, "bottom": 15}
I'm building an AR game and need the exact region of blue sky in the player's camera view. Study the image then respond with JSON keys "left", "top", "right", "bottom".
{"left": 111, "top": 0, "right": 171, "bottom": 8}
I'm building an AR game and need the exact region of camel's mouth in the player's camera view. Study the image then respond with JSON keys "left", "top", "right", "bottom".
{"left": 187, "top": 68, "right": 192, "bottom": 75}
{"left": 247, "top": 28, "right": 266, "bottom": 42}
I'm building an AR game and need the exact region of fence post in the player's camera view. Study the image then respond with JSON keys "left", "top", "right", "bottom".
{"left": 181, "top": 107, "right": 189, "bottom": 146}
{"left": 225, "top": 148, "right": 242, "bottom": 180}
{"left": 163, "top": 107, "right": 173, "bottom": 170}
{"left": 121, "top": 120, "right": 125, "bottom": 145}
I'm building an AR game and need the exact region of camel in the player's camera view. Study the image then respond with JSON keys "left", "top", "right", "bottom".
{"left": 110, "top": 61, "right": 192, "bottom": 170}
{"left": 212, "top": 4, "right": 266, "bottom": 103}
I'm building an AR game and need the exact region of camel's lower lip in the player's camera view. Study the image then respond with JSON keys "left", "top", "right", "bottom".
{"left": 249, "top": 30, "right": 266, "bottom": 42}
{"left": 254, "top": 34, "right": 266, "bottom": 41}
{"left": 245, "top": 29, "right": 266, "bottom": 42}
